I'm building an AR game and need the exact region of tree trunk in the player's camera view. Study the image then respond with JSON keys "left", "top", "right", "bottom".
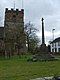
{"left": 27, "top": 36, "right": 30, "bottom": 52}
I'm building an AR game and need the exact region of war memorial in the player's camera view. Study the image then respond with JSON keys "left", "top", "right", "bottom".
{"left": 27, "top": 18, "right": 58, "bottom": 62}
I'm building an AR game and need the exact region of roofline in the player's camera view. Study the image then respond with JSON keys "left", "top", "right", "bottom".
{"left": 50, "top": 37, "right": 60, "bottom": 44}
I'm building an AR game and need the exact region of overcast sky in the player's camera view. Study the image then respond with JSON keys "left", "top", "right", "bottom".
{"left": 0, "top": 0, "right": 60, "bottom": 45}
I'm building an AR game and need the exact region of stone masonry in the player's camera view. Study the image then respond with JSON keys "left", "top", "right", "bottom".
{"left": 4, "top": 8, "right": 26, "bottom": 56}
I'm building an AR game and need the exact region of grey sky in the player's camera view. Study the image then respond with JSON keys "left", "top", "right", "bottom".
{"left": 0, "top": 0, "right": 60, "bottom": 44}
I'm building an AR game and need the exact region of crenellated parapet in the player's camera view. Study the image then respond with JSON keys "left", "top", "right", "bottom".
{"left": 5, "top": 8, "right": 24, "bottom": 23}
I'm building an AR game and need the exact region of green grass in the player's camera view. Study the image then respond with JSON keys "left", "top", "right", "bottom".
{"left": 0, "top": 55, "right": 60, "bottom": 80}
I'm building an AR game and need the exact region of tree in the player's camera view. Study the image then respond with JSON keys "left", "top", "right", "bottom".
{"left": 24, "top": 22, "right": 40, "bottom": 53}
{"left": 29, "top": 35, "right": 40, "bottom": 53}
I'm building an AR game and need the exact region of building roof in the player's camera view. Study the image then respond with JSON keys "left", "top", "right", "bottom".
{"left": 0, "top": 27, "right": 4, "bottom": 39}
{"left": 50, "top": 37, "right": 60, "bottom": 44}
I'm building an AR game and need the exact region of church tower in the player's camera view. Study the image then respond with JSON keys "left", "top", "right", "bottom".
{"left": 4, "top": 8, "right": 26, "bottom": 56}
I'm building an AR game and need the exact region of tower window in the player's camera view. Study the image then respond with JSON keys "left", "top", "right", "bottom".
{"left": 13, "top": 15, "right": 16, "bottom": 22}
{"left": 13, "top": 15, "right": 16, "bottom": 18}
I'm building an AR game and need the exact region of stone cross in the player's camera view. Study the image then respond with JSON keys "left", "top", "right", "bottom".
{"left": 41, "top": 17, "right": 45, "bottom": 44}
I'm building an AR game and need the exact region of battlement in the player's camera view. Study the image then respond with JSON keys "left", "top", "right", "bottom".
{"left": 5, "top": 8, "right": 24, "bottom": 13}
{"left": 5, "top": 8, "right": 24, "bottom": 23}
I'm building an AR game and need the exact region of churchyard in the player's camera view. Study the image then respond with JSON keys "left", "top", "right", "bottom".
{"left": 0, "top": 54, "right": 60, "bottom": 80}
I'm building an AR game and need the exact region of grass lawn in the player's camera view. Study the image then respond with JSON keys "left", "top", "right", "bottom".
{"left": 0, "top": 54, "right": 60, "bottom": 80}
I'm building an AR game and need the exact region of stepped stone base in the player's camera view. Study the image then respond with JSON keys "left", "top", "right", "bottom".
{"left": 27, "top": 53, "right": 58, "bottom": 62}
{"left": 27, "top": 43, "right": 59, "bottom": 62}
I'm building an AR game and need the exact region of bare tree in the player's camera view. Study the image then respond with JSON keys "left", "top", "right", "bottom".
{"left": 24, "top": 21, "right": 40, "bottom": 53}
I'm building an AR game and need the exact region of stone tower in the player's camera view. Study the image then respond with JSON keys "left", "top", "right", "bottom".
{"left": 4, "top": 8, "right": 26, "bottom": 56}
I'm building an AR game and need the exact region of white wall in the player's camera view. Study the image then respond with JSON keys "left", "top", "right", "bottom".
{"left": 50, "top": 42, "right": 60, "bottom": 53}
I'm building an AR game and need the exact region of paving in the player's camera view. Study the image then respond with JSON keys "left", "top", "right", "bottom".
{"left": 30, "top": 76, "right": 60, "bottom": 80}
{"left": 30, "top": 76, "right": 53, "bottom": 80}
